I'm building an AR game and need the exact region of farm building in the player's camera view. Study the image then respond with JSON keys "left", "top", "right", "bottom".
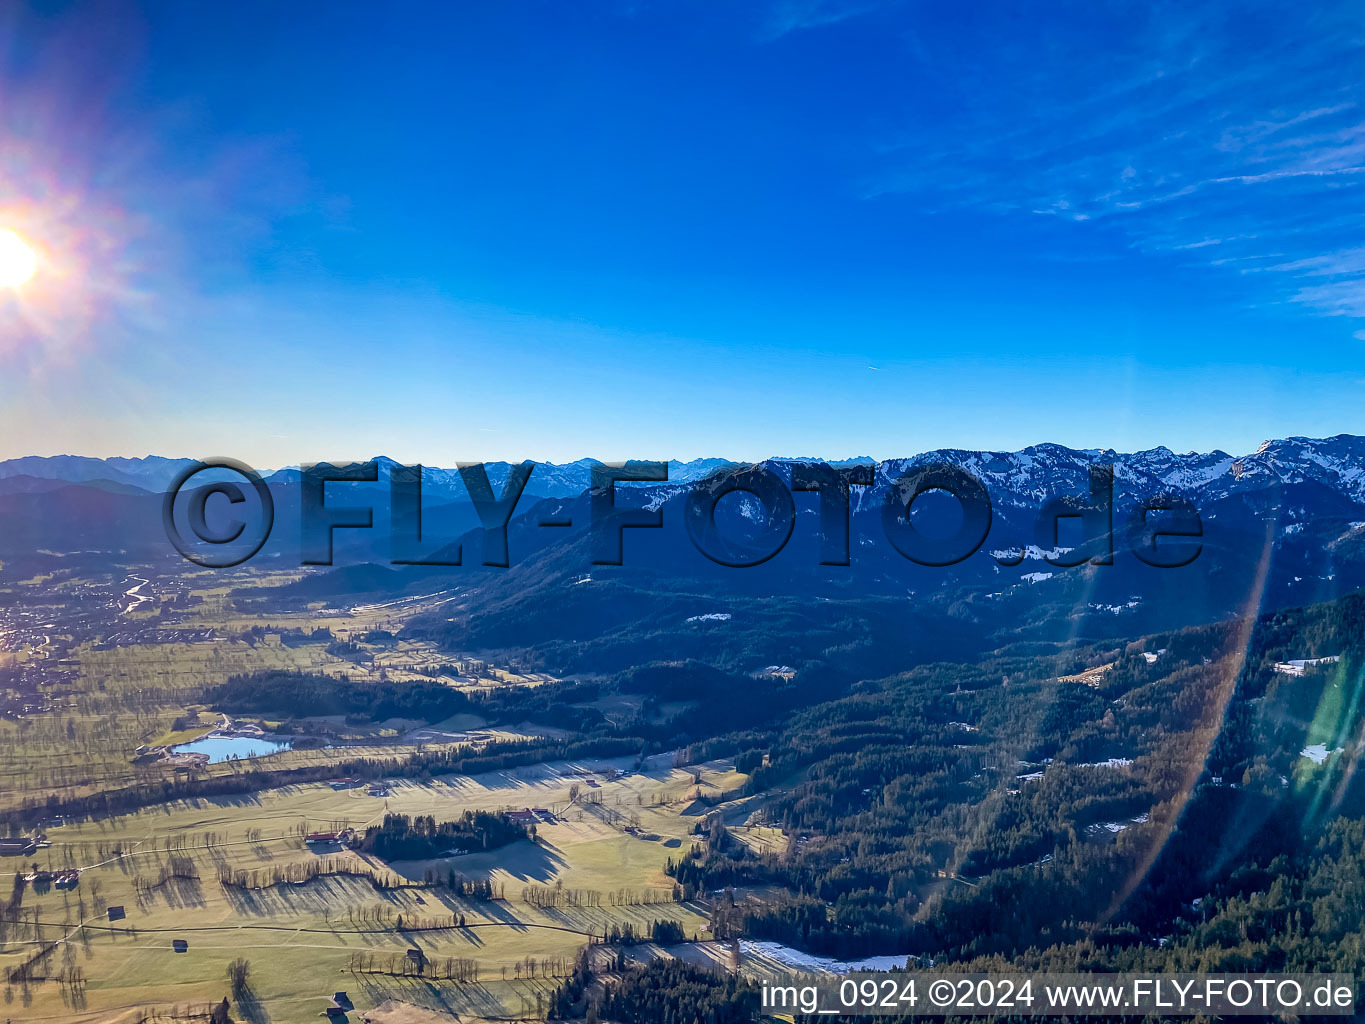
{"left": 0, "top": 836, "right": 36, "bottom": 856}
{"left": 305, "top": 829, "right": 354, "bottom": 846}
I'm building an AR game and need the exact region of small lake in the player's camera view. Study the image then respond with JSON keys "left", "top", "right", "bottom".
{"left": 173, "top": 734, "right": 295, "bottom": 763}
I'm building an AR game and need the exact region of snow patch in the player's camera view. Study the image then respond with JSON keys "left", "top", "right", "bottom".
{"left": 1275, "top": 656, "right": 1340, "bottom": 677}
{"left": 740, "top": 941, "right": 917, "bottom": 974}
{"left": 1300, "top": 744, "right": 1342, "bottom": 765}
{"left": 989, "top": 544, "right": 1074, "bottom": 561}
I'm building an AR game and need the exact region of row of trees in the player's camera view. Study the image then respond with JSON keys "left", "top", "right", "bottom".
{"left": 518, "top": 883, "right": 681, "bottom": 908}
{"left": 345, "top": 952, "right": 480, "bottom": 980}
{"left": 132, "top": 857, "right": 199, "bottom": 897}
{"left": 217, "top": 857, "right": 418, "bottom": 892}
{"left": 419, "top": 869, "right": 504, "bottom": 899}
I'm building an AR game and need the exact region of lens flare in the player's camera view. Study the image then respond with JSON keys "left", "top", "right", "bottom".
{"left": 0, "top": 229, "right": 37, "bottom": 288}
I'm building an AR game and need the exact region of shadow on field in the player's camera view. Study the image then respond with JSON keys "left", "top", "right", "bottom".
{"left": 221, "top": 873, "right": 374, "bottom": 918}
{"left": 387, "top": 840, "right": 565, "bottom": 884}
{"left": 351, "top": 974, "right": 517, "bottom": 1020}
{"left": 236, "top": 983, "right": 271, "bottom": 1024}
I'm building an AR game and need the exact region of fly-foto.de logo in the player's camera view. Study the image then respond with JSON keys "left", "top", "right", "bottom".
{"left": 162, "top": 459, "right": 1202, "bottom": 570}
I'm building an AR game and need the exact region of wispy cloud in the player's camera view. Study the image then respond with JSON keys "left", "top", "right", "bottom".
{"left": 868, "top": 0, "right": 1365, "bottom": 324}
{"left": 760, "top": 0, "right": 895, "bottom": 39}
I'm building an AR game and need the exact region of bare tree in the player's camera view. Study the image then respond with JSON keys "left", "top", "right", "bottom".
{"left": 226, "top": 957, "right": 250, "bottom": 998}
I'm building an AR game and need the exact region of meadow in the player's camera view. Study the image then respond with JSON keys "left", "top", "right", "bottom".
{"left": 0, "top": 752, "right": 745, "bottom": 1022}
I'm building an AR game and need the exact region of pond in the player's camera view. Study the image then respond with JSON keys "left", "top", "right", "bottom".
{"left": 173, "top": 734, "right": 295, "bottom": 763}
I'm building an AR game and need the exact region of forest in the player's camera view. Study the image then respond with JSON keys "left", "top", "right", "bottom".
{"left": 358, "top": 811, "right": 531, "bottom": 860}
{"left": 668, "top": 592, "right": 1365, "bottom": 968}
{"left": 548, "top": 955, "right": 760, "bottom": 1024}
{"left": 206, "top": 670, "right": 473, "bottom": 722}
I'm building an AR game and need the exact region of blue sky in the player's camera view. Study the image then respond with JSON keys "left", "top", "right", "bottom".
{"left": 0, "top": 0, "right": 1362, "bottom": 464}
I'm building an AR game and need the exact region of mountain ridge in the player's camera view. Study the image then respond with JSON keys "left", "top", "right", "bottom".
{"left": 4, "top": 433, "right": 1364, "bottom": 503}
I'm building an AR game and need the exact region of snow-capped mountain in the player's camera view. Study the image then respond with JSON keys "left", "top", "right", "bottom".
{"left": 3, "top": 435, "right": 1365, "bottom": 510}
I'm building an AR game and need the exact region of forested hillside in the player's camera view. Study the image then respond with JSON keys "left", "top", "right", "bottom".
{"left": 672, "top": 592, "right": 1365, "bottom": 971}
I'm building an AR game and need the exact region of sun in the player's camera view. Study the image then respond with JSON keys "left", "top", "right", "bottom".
{"left": 0, "top": 229, "right": 38, "bottom": 288}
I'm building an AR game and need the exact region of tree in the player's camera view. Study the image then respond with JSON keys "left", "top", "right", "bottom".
{"left": 210, "top": 997, "right": 231, "bottom": 1024}
{"left": 227, "top": 958, "right": 250, "bottom": 999}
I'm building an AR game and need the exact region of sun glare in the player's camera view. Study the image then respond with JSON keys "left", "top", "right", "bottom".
{"left": 0, "top": 229, "right": 38, "bottom": 288}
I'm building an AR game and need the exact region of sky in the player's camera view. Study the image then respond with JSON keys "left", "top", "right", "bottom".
{"left": 0, "top": 0, "right": 1363, "bottom": 465}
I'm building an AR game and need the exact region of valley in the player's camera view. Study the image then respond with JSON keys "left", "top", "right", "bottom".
{"left": 0, "top": 443, "right": 1361, "bottom": 1021}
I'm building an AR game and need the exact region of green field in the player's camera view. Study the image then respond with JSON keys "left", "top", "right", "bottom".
{"left": 0, "top": 752, "right": 744, "bottom": 1022}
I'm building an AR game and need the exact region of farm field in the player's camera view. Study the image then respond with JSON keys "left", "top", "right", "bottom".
{"left": 0, "top": 754, "right": 741, "bottom": 1022}
{"left": 0, "top": 573, "right": 555, "bottom": 814}
{"left": 0, "top": 562, "right": 772, "bottom": 1022}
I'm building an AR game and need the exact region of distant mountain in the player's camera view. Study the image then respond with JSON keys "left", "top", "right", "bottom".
{"left": 0, "top": 454, "right": 750, "bottom": 504}
{"left": 846, "top": 434, "right": 1365, "bottom": 511}
{"left": 5, "top": 436, "right": 1362, "bottom": 506}
{"left": 223, "top": 434, "right": 1365, "bottom": 681}
{"left": 5, "top": 435, "right": 1365, "bottom": 580}
{"left": 5, "top": 436, "right": 1365, "bottom": 680}
{"left": 0, "top": 455, "right": 196, "bottom": 493}
{"left": 0, "top": 474, "right": 153, "bottom": 497}
{"left": 258, "top": 457, "right": 745, "bottom": 504}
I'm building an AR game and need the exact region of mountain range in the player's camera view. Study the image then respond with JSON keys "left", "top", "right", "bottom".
{"left": 3, "top": 434, "right": 1364, "bottom": 507}
{"left": 5, "top": 436, "right": 1365, "bottom": 669}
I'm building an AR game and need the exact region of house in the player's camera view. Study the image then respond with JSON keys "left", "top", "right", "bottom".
{"left": 366, "top": 784, "right": 388, "bottom": 796}
{"left": 306, "top": 829, "right": 354, "bottom": 847}
{"left": 328, "top": 778, "right": 359, "bottom": 790}
{"left": 53, "top": 869, "right": 79, "bottom": 888}
{"left": 0, "top": 836, "right": 35, "bottom": 856}
{"left": 505, "top": 809, "right": 538, "bottom": 826}
{"left": 405, "top": 947, "right": 426, "bottom": 963}
{"left": 531, "top": 808, "right": 554, "bottom": 822}
{"left": 107, "top": 906, "right": 125, "bottom": 921}
{"left": 172, "top": 939, "right": 188, "bottom": 953}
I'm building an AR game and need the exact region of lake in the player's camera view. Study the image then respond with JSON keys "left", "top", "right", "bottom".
{"left": 173, "top": 734, "right": 295, "bottom": 763}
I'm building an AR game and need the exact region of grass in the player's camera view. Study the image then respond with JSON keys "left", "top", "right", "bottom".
{"left": 0, "top": 565, "right": 706, "bottom": 1021}
{"left": 0, "top": 755, "right": 744, "bottom": 1022}
{"left": 0, "top": 579, "right": 559, "bottom": 812}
